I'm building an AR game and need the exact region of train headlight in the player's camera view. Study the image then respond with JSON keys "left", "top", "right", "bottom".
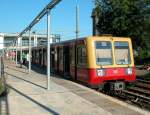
{"left": 126, "top": 68, "right": 132, "bottom": 75}
{"left": 97, "top": 69, "right": 105, "bottom": 77}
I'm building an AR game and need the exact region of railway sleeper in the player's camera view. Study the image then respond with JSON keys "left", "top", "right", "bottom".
{"left": 123, "top": 90, "right": 150, "bottom": 104}
{"left": 120, "top": 92, "right": 150, "bottom": 109}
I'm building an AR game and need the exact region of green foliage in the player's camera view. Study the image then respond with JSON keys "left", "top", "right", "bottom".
{"left": 0, "top": 78, "right": 4, "bottom": 95}
{"left": 94, "top": 0, "right": 150, "bottom": 57}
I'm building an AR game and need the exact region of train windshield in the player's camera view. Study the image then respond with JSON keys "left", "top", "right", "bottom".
{"left": 114, "top": 42, "right": 131, "bottom": 65}
{"left": 95, "top": 41, "right": 112, "bottom": 65}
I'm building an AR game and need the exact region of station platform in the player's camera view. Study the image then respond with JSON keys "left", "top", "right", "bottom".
{"left": 1, "top": 60, "right": 149, "bottom": 115}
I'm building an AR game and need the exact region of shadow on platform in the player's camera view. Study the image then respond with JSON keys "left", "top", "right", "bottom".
{"left": 7, "top": 85, "right": 59, "bottom": 115}
{"left": 5, "top": 72, "right": 46, "bottom": 90}
{"left": 23, "top": 63, "right": 47, "bottom": 75}
{"left": 6, "top": 66, "right": 28, "bottom": 74}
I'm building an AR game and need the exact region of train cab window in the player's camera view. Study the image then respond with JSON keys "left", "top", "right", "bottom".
{"left": 114, "top": 42, "right": 131, "bottom": 65}
{"left": 77, "top": 45, "right": 87, "bottom": 65}
{"left": 95, "top": 41, "right": 112, "bottom": 65}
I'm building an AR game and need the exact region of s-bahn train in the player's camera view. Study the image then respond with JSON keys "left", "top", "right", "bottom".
{"left": 31, "top": 36, "right": 136, "bottom": 91}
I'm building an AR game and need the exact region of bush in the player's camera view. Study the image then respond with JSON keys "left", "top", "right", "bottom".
{"left": 0, "top": 78, "right": 5, "bottom": 95}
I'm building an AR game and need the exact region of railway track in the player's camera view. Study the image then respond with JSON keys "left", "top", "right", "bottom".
{"left": 121, "top": 77, "right": 150, "bottom": 109}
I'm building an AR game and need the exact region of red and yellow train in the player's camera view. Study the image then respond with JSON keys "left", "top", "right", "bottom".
{"left": 31, "top": 36, "right": 136, "bottom": 91}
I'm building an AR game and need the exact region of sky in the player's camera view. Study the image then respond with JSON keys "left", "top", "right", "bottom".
{"left": 0, "top": 0, "right": 94, "bottom": 40}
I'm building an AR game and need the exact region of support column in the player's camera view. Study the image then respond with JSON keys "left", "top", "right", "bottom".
{"left": 19, "top": 37, "right": 22, "bottom": 67}
{"left": 16, "top": 38, "right": 18, "bottom": 65}
{"left": 47, "top": 9, "right": 51, "bottom": 90}
{"left": 29, "top": 30, "right": 31, "bottom": 73}
{"left": 12, "top": 42, "right": 15, "bottom": 62}
{"left": 34, "top": 34, "right": 38, "bottom": 47}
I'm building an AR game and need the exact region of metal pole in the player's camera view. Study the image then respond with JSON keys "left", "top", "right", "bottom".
{"left": 20, "top": 37, "right": 22, "bottom": 67}
{"left": 47, "top": 9, "right": 51, "bottom": 90}
{"left": 11, "top": 43, "right": 14, "bottom": 61}
{"left": 12, "top": 42, "right": 14, "bottom": 61}
{"left": 16, "top": 38, "right": 18, "bottom": 65}
{"left": 13, "top": 42, "right": 15, "bottom": 61}
{"left": 76, "top": 2, "right": 79, "bottom": 39}
{"left": 29, "top": 29, "right": 31, "bottom": 73}
{"left": 75, "top": 1, "right": 79, "bottom": 80}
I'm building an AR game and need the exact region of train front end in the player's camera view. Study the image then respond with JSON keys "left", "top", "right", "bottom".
{"left": 87, "top": 36, "right": 136, "bottom": 90}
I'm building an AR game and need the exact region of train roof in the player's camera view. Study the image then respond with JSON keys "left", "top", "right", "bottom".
{"left": 31, "top": 36, "right": 132, "bottom": 49}
{"left": 51, "top": 37, "right": 86, "bottom": 45}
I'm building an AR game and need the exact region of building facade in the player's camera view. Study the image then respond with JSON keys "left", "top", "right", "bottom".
{"left": 0, "top": 32, "right": 60, "bottom": 50}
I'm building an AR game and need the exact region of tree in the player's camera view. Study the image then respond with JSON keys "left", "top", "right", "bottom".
{"left": 93, "top": 0, "right": 150, "bottom": 61}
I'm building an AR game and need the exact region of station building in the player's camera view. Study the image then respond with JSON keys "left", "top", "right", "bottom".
{"left": 0, "top": 32, "right": 60, "bottom": 49}
{"left": 0, "top": 32, "right": 60, "bottom": 57}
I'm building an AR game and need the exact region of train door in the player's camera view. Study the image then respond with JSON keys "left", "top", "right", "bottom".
{"left": 69, "top": 44, "right": 76, "bottom": 80}
{"left": 43, "top": 48, "right": 47, "bottom": 66}
{"left": 37, "top": 49, "right": 39, "bottom": 64}
{"left": 51, "top": 47, "right": 55, "bottom": 72}
{"left": 41, "top": 48, "right": 44, "bottom": 66}
{"left": 59, "top": 47, "right": 63, "bottom": 73}
{"left": 31, "top": 50, "right": 33, "bottom": 63}
{"left": 76, "top": 44, "right": 88, "bottom": 82}
{"left": 39, "top": 49, "right": 42, "bottom": 65}
{"left": 54, "top": 47, "right": 58, "bottom": 71}
{"left": 63, "top": 46, "right": 70, "bottom": 76}
{"left": 57, "top": 47, "right": 59, "bottom": 72}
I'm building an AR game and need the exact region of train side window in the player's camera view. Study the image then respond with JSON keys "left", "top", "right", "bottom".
{"left": 77, "top": 47, "right": 82, "bottom": 65}
{"left": 36, "top": 50, "right": 39, "bottom": 59}
{"left": 77, "top": 45, "right": 87, "bottom": 65}
{"left": 82, "top": 46, "right": 87, "bottom": 64}
{"left": 70, "top": 46, "right": 75, "bottom": 64}
{"left": 59, "top": 48, "right": 63, "bottom": 64}
{"left": 54, "top": 48, "right": 57, "bottom": 62}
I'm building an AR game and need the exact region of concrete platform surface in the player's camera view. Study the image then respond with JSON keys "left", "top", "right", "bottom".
{"left": 0, "top": 60, "right": 149, "bottom": 115}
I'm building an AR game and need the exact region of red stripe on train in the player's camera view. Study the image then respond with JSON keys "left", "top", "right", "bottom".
{"left": 88, "top": 67, "right": 136, "bottom": 85}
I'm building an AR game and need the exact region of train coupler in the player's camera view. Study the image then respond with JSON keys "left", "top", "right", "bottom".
{"left": 110, "top": 82, "right": 125, "bottom": 91}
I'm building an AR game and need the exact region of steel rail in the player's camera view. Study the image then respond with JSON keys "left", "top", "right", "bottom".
{"left": 122, "top": 90, "right": 150, "bottom": 102}
{"left": 136, "top": 79, "right": 150, "bottom": 84}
